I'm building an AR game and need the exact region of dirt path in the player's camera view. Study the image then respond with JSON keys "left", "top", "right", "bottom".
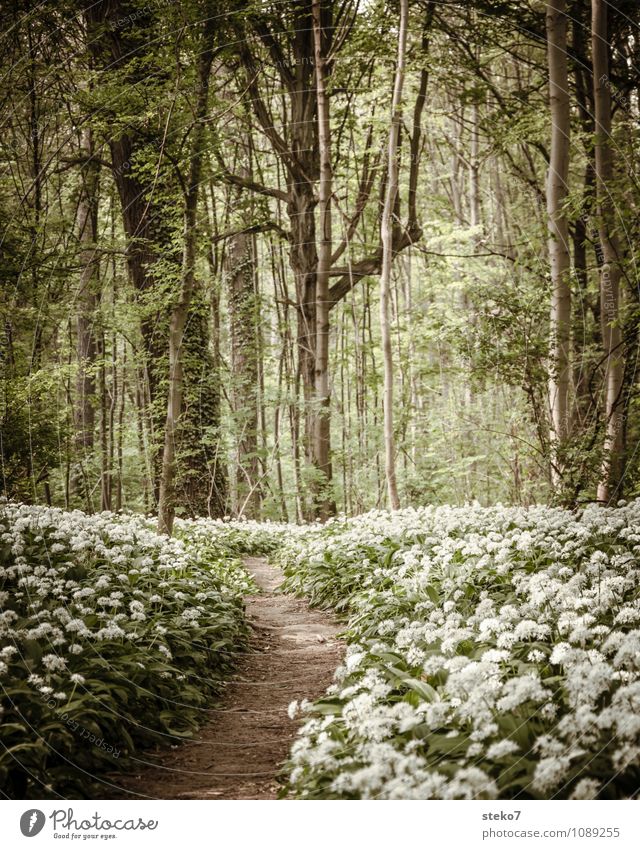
{"left": 111, "top": 557, "right": 343, "bottom": 799}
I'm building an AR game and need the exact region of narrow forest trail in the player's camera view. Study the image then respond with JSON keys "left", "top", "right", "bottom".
{"left": 112, "top": 557, "right": 343, "bottom": 800}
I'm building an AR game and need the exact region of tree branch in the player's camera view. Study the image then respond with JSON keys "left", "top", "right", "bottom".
{"left": 328, "top": 223, "right": 421, "bottom": 307}
{"left": 331, "top": 124, "right": 381, "bottom": 265}
{"left": 212, "top": 221, "right": 290, "bottom": 244}
{"left": 213, "top": 149, "right": 290, "bottom": 202}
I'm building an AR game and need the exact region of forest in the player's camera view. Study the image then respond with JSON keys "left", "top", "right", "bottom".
{"left": 2, "top": 0, "right": 638, "bottom": 526}
{"left": 1, "top": 0, "right": 640, "bottom": 805}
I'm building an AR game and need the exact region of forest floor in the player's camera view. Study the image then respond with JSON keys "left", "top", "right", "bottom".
{"left": 109, "top": 557, "right": 343, "bottom": 799}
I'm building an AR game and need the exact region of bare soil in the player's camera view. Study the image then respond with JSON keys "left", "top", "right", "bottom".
{"left": 109, "top": 557, "right": 343, "bottom": 799}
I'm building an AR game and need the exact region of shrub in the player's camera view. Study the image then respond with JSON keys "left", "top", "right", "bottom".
{"left": 0, "top": 502, "right": 250, "bottom": 798}
{"left": 279, "top": 502, "right": 640, "bottom": 799}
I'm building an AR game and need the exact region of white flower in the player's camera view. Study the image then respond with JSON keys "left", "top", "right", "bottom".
{"left": 527, "top": 649, "right": 545, "bottom": 663}
{"left": 442, "top": 767, "right": 498, "bottom": 800}
{"left": 533, "top": 756, "right": 570, "bottom": 793}
{"left": 42, "top": 654, "right": 66, "bottom": 672}
{"left": 570, "top": 778, "right": 600, "bottom": 799}
{"left": 346, "top": 652, "right": 365, "bottom": 672}
{"left": 550, "top": 642, "right": 573, "bottom": 665}
{"left": 514, "top": 619, "right": 551, "bottom": 641}
{"left": 486, "top": 740, "right": 519, "bottom": 760}
{"left": 96, "top": 622, "right": 126, "bottom": 640}
{"left": 496, "top": 674, "right": 549, "bottom": 712}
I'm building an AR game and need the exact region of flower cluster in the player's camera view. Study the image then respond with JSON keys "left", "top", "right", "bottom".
{"left": 173, "top": 515, "right": 303, "bottom": 559}
{"left": 0, "top": 501, "right": 251, "bottom": 798}
{"left": 278, "top": 502, "right": 640, "bottom": 799}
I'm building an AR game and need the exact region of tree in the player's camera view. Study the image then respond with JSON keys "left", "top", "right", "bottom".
{"left": 72, "top": 125, "right": 101, "bottom": 509}
{"left": 87, "top": 0, "right": 225, "bottom": 519}
{"left": 545, "top": 0, "right": 571, "bottom": 489}
{"left": 220, "top": 0, "right": 426, "bottom": 517}
{"left": 311, "top": 0, "right": 336, "bottom": 519}
{"left": 379, "top": 0, "right": 409, "bottom": 511}
{"left": 158, "top": 11, "right": 217, "bottom": 535}
{"left": 223, "top": 177, "right": 262, "bottom": 518}
{"left": 592, "top": 0, "right": 624, "bottom": 504}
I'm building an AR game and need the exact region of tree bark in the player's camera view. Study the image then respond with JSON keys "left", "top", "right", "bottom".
{"left": 225, "top": 176, "right": 261, "bottom": 518}
{"left": 379, "top": 0, "right": 409, "bottom": 511}
{"left": 311, "top": 0, "right": 336, "bottom": 520}
{"left": 73, "top": 126, "right": 100, "bottom": 509}
{"left": 86, "top": 0, "right": 178, "bottom": 502}
{"left": 226, "top": 2, "right": 428, "bottom": 517}
{"left": 592, "top": 0, "right": 624, "bottom": 503}
{"left": 158, "top": 17, "right": 216, "bottom": 535}
{"left": 546, "top": 0, "right": 571, "bottom": 488}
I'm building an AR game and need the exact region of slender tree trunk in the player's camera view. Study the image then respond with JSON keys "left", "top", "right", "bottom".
{"left": 379, "top": 0, "right": 408, "bottom": 510}
{"left": 73, "top": 126, "right": 100, "bottom": 508}
{"left": 225, "top": 178, "right": 261, "bottom": 518}
{"left": 311, "top": 0, "right": 336, "bottom": 520}
{"left": 158, "top": 18, "right": 215, "bottom": 535}
{"left": 572, "top": 162, "right": 596, "bottom": 431}
{"left": 97, "top": 331, "right": 110, "bottom": 511}
{"left": 274, "top": 347, "right": 289, "bottom": 522}
{"left": 546, "top": 0, "right": 572, "bottom": 488}
{"left": 288, "top": 177, "right": 318, "bottom": 512}
{"left": 255, "top": 231, "right": 269, "bottom": 500}
{"left": 469, "top": 103, "right": 481, "bottom": 232}
{"left": 116, "top": 349, "right": 126, "bottom": 511}
{"left": 571, "top": 14, "right": 597, "bottom": 435}
{"left": 592, "top": 0, "right": 624, "bottom": 503}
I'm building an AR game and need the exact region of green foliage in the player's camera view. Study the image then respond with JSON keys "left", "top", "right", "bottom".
{"left": 0, "top": 376, "right": 65, "bottom": 502}
{"left": 0, "top": 501, "right": 251, "bottom": 798}
{"left": 277, "top": 503, "right": 640, "bottom": 799}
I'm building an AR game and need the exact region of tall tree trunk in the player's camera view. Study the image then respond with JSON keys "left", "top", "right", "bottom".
{"left": 225, "top": 179, "right": 261, "bottom": 518}
{"left": 116, "top": 348, "right": 126, "bottom": 511}
{"left": 86, "top": 0, "right": 181, "bottom": 505}
{"left": 592, "top": 0, "right": 624, "bottom": 503}
{"left": 158, "top": 17, "right": 216, "bottom": 535}
{"left": 469, "top": 103, "right": 481, "bottom": 233}
{"left": 379, "top": 0, "right": 409, "bottom": 511}
{"left": 572, "top": 162, "right": 596, "bottom": 432}
{"left": 97, "top": 331, "right": 110, "bottom": 511}
{"left": 546, "top": 0, "right": 571, "bottom": 488}
{"left": 571, "top": 13, "right": 597, "bottom": 436}
{"left": 311, "top": 0, "right": 335, "bottom": 520}
{"left": 227, "top": 1, "right": 426, "bottom": 517}
{"left": 86, "top": 0, "right": 225, "bottom": 515}
{"left": 73, "top": 126, "right": 100, "bottom": 508}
